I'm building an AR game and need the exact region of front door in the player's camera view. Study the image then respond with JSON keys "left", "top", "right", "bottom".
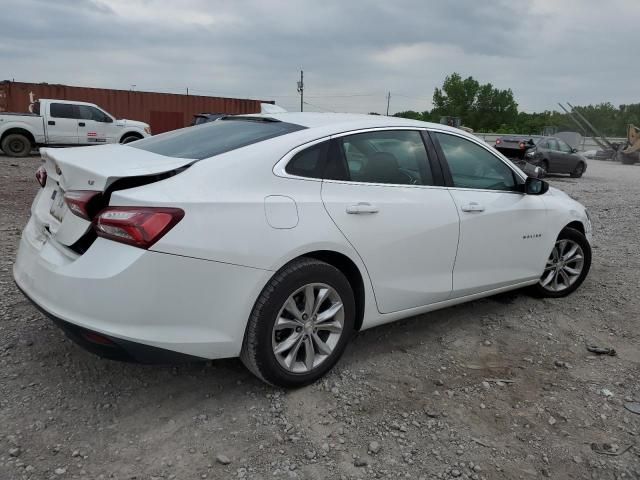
{"left": 556, "top": 138, "right": 575, "bottom": 172}
{"left": 431, "top": 131, "right": 549, "bottom": 297}
{"left": 77, "top": 105, "right": 109, "bottom": 145}
{"left": 321, "top": 129, "right": 460, "bottom": 314}
{"left": 46, "top": 103, "right": 79, "bottom": 145}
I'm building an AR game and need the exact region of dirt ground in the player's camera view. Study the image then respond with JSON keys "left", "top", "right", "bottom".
{"left": 1, "top": 154, "right": 639, "bottom": 480}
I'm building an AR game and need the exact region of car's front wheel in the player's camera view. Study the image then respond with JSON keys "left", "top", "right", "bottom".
{"left": 570, "top": 162, "right": 585, "bottom": 178}
{"left": 531, "top": 227, "right": 591, "bottom": 298}
{"left": 241, "top": 258, "right": 355, "bottom": 387}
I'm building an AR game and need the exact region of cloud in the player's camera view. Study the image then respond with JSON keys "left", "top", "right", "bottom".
{"left": 0, "top": 0, "right": 637, "bottom": 115}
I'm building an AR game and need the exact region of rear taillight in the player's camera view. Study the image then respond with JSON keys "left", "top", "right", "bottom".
{"left": 64, "top": 190, "right": 102, "bottom": 220}
{"left": 495, "top": 139, "right": 502, "bottom": 145}
{"left": 36, "top": 166, "right": 47, "bottom": 188}
{"left": 93, "top": 207, "right": 184, "bottom": 249}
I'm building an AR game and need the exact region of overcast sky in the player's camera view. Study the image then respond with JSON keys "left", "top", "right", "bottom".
{"left": 1, "top": 0, "right": 637, "bottom": 114}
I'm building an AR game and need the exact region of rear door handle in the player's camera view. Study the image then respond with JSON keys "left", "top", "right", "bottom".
{"left": 346, "top": 202, "right": 379, "bottom": 214}
{"left": 460, "top": 202, "right": 485, "bottom": 212}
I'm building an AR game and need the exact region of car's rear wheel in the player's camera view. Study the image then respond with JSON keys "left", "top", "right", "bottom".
{"left": 1, "top": 133, "right": 32, "bottom": 157}
{"left": 240, "top": 258, "right": 355, "bottom": 387}
{"left": 540, "top": 159, "right": 549, "bottom": 177}
{"left": 531, "top": 227, "right": 591, "bottom": 298}
{"left": 570, "top": 162, "right": 585, "bottom": 178}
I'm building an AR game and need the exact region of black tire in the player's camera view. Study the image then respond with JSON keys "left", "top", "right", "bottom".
{"left": 570, "top": 162, "right": 585, "bottom": 178}
{"left": 240, "top": 257, "right": 355, "bottom": 387}
{"left": 540, "top": 160, "right": 549, "bottom": 177}
{"left": 121, "top": 134, "right": 142, "bottom": 144}
{"left": 620, "top": 153, "right": 638, "bottom": 165}
{"left": 530, "top": 227, "right": 591, "bottom": 298}
{"left": 1, "top": 133, "right": 32, "bottom": 157}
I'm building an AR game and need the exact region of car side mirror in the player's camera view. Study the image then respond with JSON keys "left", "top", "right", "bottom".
{"left": 525, "top": 176, "right": 549, "bottom": 195}
{"left": 571, "top": 147, "right": 578, "bottom": 153}
{"left": 104, "top": 116, "right": 113, "bottom": 123}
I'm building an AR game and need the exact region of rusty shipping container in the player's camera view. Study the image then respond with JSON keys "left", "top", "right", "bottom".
{"left": 0, "top": 81, "right": 272, "bottom": 134}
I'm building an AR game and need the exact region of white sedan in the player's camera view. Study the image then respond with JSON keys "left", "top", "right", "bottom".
{"left": 13, "top": 113, "right": 592, "bottom": 387}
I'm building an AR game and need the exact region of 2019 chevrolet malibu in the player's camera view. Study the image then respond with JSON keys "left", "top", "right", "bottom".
{"left": 13, "top": 113, "right": 592, "bottom": 387}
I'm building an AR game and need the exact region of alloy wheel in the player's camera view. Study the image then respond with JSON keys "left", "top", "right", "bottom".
{"left": 539, "top": 239, "right": 585, "bottom": 292}
{"left": 271, "top": 283, "right": 344, "bottom": 374}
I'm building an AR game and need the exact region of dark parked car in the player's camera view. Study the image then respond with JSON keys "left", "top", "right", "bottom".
{"left": 191, "top": 113, "right": 225, "bottom": 126}
{"left": 495, "top": 136, "right": 587, "bottom": 178}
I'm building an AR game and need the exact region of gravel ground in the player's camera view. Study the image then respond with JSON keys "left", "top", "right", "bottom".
{"left": 1, "top": 154, "right": 639, "bottom": 480}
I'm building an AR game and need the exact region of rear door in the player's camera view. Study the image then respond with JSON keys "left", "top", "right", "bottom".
{"left": 431, "top": 131, "right": 549, "bottom": 297}
{"left": 46, "top": 103, "right": 79, "bottom": 144}
{"left": 321, "top": 129, "right": 460, "bottom": 313}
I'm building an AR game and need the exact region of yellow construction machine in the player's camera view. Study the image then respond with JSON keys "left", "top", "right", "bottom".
{"left": 618, "top": 124, "right": 640, "bottom": 164}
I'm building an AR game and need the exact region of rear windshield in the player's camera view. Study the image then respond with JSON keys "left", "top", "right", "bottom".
{"left": 130, "top": 118, "right": 306, "bottom": 160}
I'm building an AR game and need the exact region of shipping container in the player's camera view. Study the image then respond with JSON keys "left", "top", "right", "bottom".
{"left": 0, "top": 81, "right": 272, "bottom": 134}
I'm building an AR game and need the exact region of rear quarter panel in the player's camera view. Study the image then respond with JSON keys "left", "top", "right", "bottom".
{"left": 0, "top": 115, "right": 46, "bottom": 143}
{"left": 108, "top": 137, "right": 379, "bottom": 325}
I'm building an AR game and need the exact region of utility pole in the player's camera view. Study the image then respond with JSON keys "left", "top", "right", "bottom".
{"left": 297, "top": 70, "right": 304, "bottom": 112}
{"left": 386, "top": 91, "right": 391, "bottom": 116}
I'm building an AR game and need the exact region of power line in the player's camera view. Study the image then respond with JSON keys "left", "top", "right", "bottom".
{"left": 303, "top": 101, "right": 337, "bottom": 113}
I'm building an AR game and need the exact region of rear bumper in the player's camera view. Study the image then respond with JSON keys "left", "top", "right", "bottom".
{"left": 16, "top": 282, "right": 203, "bottom": 363}
{"left": 13, "top": 217, "right": 271, "bottom": 360}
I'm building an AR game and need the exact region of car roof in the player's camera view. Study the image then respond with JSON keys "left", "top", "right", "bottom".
{"left": 243, "top": 112, "right": 463, "bottom": 135}
{"left": 39, "top": 98, "right": 97, "bottom": 107}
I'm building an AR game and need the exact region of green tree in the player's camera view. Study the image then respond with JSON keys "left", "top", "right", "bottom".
{"left": 393, "top": 110, "right": 424, "bottom": 120}
{"left": 430, "top": 73, "right": 518, "bottom": 131}
{"left": 432, "top": 73, "right": 479, "bottom": 120}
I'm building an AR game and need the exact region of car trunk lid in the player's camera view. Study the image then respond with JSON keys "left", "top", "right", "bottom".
{"left": 35, "top": 144, "right": 194, "bottom": 248}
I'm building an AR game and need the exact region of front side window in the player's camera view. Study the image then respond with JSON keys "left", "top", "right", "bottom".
{"left": 328, "top": 130, "right": 433, "bottom": 185}
{"left": 50, "top": 103, "right": 79, "bottom": 119}
{"left": 435, "top": 132, "right": 517, "bottom": 191}
{"left": 78, "top": 105, "right": 110, "bottom": 122}
{"left": 557, "top": 139, "right": 572, "bottom": 153}
{"left": 131, "top": 118, "right": 306, "bottom": 160}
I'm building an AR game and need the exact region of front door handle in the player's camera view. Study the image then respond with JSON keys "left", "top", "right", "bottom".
{"left": 48, "top": 120, "right": 55, "bottom": 125}
{"left": 346, "top": 202, "right": 379, "bottom": 214}
{"left": 460, "top": 202, "right": 485, "bottom": 212}
{"left": 78, "top": 122, "right": 85, "bottom": 127}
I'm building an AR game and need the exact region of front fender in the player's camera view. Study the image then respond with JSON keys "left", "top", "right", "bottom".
{"left": 542, "top": 189, "right": 592, "bottom": 244}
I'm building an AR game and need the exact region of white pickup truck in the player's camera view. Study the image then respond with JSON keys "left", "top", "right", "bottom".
{"left": 0, "top": 99, "right": 151, "bottom": 157}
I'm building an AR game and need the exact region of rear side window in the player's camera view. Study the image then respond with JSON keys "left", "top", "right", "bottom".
{"left": 327, "top": 130, "right": 434, "bottom": 185}
{"left": 285, "top": 141, "right": 328, "bottom": 178}
{"left": 50, "top": 103, "right": 79, "bottom": 119}
{"left": 547, "top": 138, "right": 559, "bottom": 151}
{"left": 131, "top": 118, "right": 306, "bottom": 160}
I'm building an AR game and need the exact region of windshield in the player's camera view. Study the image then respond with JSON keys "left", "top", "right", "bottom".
{"left": 130, "top": 118, "right": 306, "bottom": 159}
